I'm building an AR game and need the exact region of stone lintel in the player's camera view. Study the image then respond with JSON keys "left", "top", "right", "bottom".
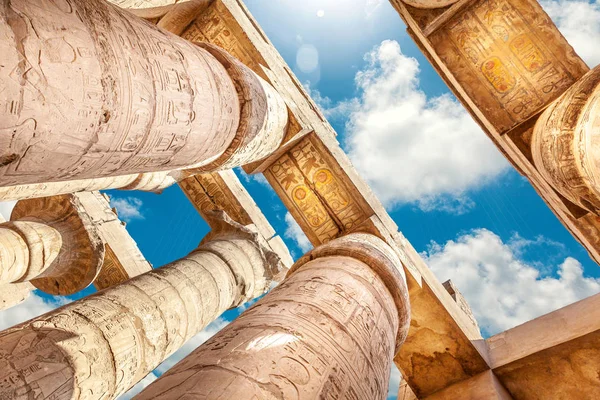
{"left": 398, "top": 378, "right": 418, "bottom": 400}
{"left": 179, "top": 170, "right": 293, "bottom": 269}
{"left": 487, "top": 291, "right": 600, "bottom": 399}
{"left": 423, "top": 371, "right": 513, "bottom": 400}
{"left": 73, "top": 192, "right": 152, "bottom": 290}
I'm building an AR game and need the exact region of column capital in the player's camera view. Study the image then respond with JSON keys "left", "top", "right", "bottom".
{"left": 199, "top": 210, "right": 287, "bottom": 305}
{"left": 291, "top": 232, "right": 410, "bottom": 350}
{"left": 11, "top": 194, "right": 105, "bottom": 295}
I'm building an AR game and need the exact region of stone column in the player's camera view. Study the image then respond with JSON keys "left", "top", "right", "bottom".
{"left": 0, "top": 0, "right": 287, "bottom": 187}
{"left": 0, "top": 213, "right": 285, "bottom": 400}
{"left": 532, "top": 65, "right": 600, "bottom": 214}
{"left": 0, "top": 194, "right": 104, "bottom": 298}
{"left": 138, "top": 233, "right": 411, "bottom": 400}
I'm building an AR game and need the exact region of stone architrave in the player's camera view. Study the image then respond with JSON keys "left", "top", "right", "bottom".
{"left": 0, "top": 212, "right": 285, "bottom": 400}
{"left": 137, "top": 233, "right": 411, "bottom": 400}
{"left": 0, "top": 195, "right": 105, "bottom": 298}
{"left": 0, "top": 0, "right": 287, "bottom": 187}
{"left": 532, "top": 65, "right": 600, "bottom": 214}
{"left": 72, "top": 192, "right": 153, "bottom": 290}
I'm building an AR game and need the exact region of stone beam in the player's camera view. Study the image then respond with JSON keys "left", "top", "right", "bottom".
{"left": 0, "top": 0, "right": 287, "bottom": 187}
{"left": 487, "top": 291, "right": 600, "bottom": 399}
{"left": 385, "top": 0, "right": 600, "bottom": 264}
{"left": 73, "top": 192, "right": 153, "bottom": 290}
{"left": 137, "top": 233, "right": 410, "bottom": 400}
{"left": 0, "top": 212, "right": 285, "bottom": 400}
{"left": 161, "top": 1, "right": 490, "bottom": 396}
{"left": 179, "top": 169, "right": 293, "bottom": 267}
{"left": 423, "top": 371, "right": 513, "bottom": 400}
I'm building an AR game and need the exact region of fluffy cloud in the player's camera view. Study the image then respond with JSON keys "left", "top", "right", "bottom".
{"left": 425, "top": 229, "right": 600, "bottom": 335}
{"left": 0, "top": 291, "right": 70, "bottom": 331}
{"left": 155, "top": 317, "right": 230, "bottom": 375}
{"left": 541, "top": 0, "right": 600, "bottom": 67}
{"left": 342, "top": 40, "right": 509, "bottom": 213}
{"left": 284, "top": 212, "right": 313, "bottom": 254}
{"left": 110, "top": 196, "right": 144, "bottom": 222}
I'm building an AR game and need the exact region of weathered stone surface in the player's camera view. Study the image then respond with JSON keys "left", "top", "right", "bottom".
{"left": 488, "top": 292, "right": 600, "bottom": 399}
{"left": 424, "top": 371, "right": 513, "bottom": 400}
{"left": 73, "top": 192, "right": 153, "bottom": 290}
{"left": 0, "top": 221, "right": 61, "bottom": 285}
{"left": 0, "top": 0, "right": 286, "bottom": 187}
{"left": 0, "top": 281, "right": 33, "bottom": 311}
{"left": 5, "top": 195, "right": 105, "bottom": 296}
{"left": 137, "top": 233, "right": 410, "bottom": 400}
{"left": 0, "top": 171, "right": 176, "bottom": 202}
{"left": 533, "top": 65, "right": 600, "bottom": 214}
{"left": 0, "top": 214, "right": 283, "bottom": 400}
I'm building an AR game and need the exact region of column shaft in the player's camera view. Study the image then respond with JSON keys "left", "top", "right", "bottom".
{"left": 0, "top": 0, "right": 286, "bottom": 186}
{"left": 0, "top": 171, "right": 177, "bottom": 202}
{"left": 138, "top": 233, "right": 411, "bottom": 400}
{"left": 0, "top": 229, "right": 282, "bottom": 400}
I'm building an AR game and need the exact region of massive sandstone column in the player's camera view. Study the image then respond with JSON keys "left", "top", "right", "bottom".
{"left": 138, "top": 233, "right": 411, "bottom": 400}
{"left": 0, "top": 0, "right": 287, "bottom": 187}
{"left": 532, "top": 65, "right": 600, "bottom": 214}
{"left": 0, "top": 195, "right": 104, "bottom": 299}
{"left": 0, "top": 213, "right": 285, "bottom": 400}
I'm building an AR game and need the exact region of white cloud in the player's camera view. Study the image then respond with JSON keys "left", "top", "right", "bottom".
{"left": 110, "top": 196, "right": 144, "bottom": 222}
{"left": 0, "top": 291, "right": 70, "bottom": 331}
{"left": 541, "top": 0, "right": 600, "bottom": 67}
{"left": 340, "top": 40, "right": 508, "bottom": 213}
{"left": 0, "top": 200, "right": 16, "bottom": 221}
{"left": 155, "top": 317, "right": 230, "bottom": 375}
{"left": 424, "top": 229, "right": 600, "bottom": 335}
{"left": 118, "top": 372, "right": 158, "bottom": 400}
{"left": 284, "top": 212, "right": 312, "bottom": 254}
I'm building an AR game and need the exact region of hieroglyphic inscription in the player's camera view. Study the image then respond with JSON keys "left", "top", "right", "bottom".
{"left": 429, "top": 0, "right": 588, "bottom": 133}
{"left": 265, "top": 136, "right": 370, "bottom": 245}
{"left": 532, "top": 66, "right": 600, "bottom": 214}
{"left": 136, "top": 254, "right": 404, "bottom": 400}
{"left": 179, "top": 173, "right": 251, "bottom": 225}
{"left": 181, "top": 1, "right": 266, "bottom": 78}
{"left": 0, "top": 233, "right": 281, "bottom": 400}
{"left": 0, "top": 0, "right": 241, "bottom": 186}
{"left": 94, "top": 244, "right": 130, "bottom": 290}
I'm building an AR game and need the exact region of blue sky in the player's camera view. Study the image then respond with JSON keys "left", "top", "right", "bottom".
{"left": 2, "top": 0, "right": 600, "bottom": 399}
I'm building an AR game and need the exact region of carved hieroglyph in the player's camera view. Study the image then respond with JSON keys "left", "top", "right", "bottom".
{"left": 532, "top": 65, "right": 600, "bottom": 214}
{"left": 0, "top": 213, "right": 284, "bottom": 400}
{"left": 264, "top": 135, "right": 372, "bottom": 245}
{"left": 424, "top": 0, "right": 588, "bottom": 134}
{"left": 137, "top": 233, "right": 410, "bottom": 400}
{"left": 0, "top": 0, "right": 286, "bottom": 186}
